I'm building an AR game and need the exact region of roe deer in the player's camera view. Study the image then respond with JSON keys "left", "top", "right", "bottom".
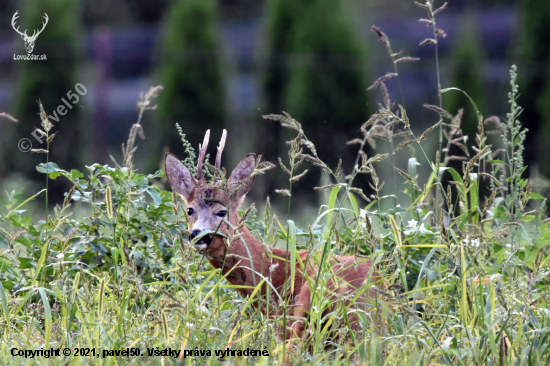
{"left": 164, "top": 129, "right": 385, "bottom": 346}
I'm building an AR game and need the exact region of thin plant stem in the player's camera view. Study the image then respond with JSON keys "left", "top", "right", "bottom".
{"left": 392, "top": 56, "right": 407, "bottom": 110}
{"left": 45, "top": 138, "right": 49, "bottom": 241}
{"left": 282, "top": 162, "right": 293, "bottom": 363}
{"left": 431, "top": 1, "right": 444, "bottom": 219}
{"left": 42, "top": 134, "right": 50, "bottom": 287}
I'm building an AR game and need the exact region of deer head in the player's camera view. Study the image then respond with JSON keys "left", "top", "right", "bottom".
{"left": 12, "top": 11, "right": 49, "bottom": 54}
{"left": 164, "top": 130, "right": 256, "bottom": 254}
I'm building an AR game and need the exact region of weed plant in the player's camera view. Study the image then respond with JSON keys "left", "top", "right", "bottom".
{"left": 0, "top": 2, "right": 549, "bottom": 365}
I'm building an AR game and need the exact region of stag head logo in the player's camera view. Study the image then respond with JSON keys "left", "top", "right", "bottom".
{"left": 11, "top": 11, "right": 49, "bottom": 54}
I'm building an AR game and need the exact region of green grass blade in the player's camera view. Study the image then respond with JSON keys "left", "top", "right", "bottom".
{"left": 470, "top": 179, "right": 479, "bottom": 225}
{"left": 0, "top": 282, "right": 10, "bottom": 331}
{"left": 200, "top": 265, "right": 249, "bottom": 307}
{"left": 30, "top": 243, "right": 48, "bottom": 287}
{"left": 161, "top": 309, "right": 169, "bottom": 344}
{"left": 412, "top": 247, "right": 437, "bottom": 292}
{"left": 288, "top": 220, "right": 297, "bottom": 293}
{"left": 227, "top": 279, "right": 265, "bottom": 345}
{"left": 70, "top": 272, "right": 80, "bottom": 303}
{"left": 117, "top": 288, "right": 128, "bottom": 337}
{"left": 191, "top": 269, "right": 218, "bottom": 302}
{"left": 440, "top": 87, "right": 481, "bottom": 122}
{"left": 461, "top": 241, "right": 468, "bottom": 327}
{"left": 348, "top": 192, "right": 359, "bottom": 217}
{"left": 98, "top": 277, "right": 105, "bottom": 321}
{"left": 326, "top": 186, "right": 341, "bottom": 227}
{"left": 4, "top": 189, "right": 46, "bottom": 219}
{"left": 38, "top": 288, "right": 52, "bottom": 349}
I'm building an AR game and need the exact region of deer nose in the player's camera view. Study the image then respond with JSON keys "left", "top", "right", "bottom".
{"left": 189, "top": 229, "right": 213, "bottom": 247}
{"left": 189, "top": 230, "right": 201, "bottom": 240}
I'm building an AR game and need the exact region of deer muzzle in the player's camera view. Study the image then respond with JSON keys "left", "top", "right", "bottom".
{"left": 189, "top": 229, "right": 213, "bottom": 252}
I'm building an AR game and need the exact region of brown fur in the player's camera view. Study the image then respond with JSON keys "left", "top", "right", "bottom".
{"left": 164, "top": 147, "right": 385, "bottom": 346}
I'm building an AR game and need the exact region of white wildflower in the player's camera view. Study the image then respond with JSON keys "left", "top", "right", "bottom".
{"left": 442, "top": 337, "right": 454, "bottom": 350}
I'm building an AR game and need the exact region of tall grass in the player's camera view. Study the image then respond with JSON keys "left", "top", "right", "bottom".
{"left": 0, "top": 5, "right": 549, "bottom": 366}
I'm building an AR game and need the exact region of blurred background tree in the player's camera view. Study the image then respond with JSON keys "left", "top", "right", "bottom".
{"left": 8, "top": 0, "right": 83, "bottom": 201}
{"left": 443, "top": 9, "right": 487, "bottom": 138}
{"left": 0, "top": 0, "right": 548, "bottom": 213}
{"left": 261, "top": 0, "right": 369, "bottom": 203}
{"left": 515, "top": 0, "right": 550, "bottom": 176}
{"left": 260, "top": 0, "right": 303, "bottom": 159}
{"left": 151, "top": 0, "right": 224, "bottom": 172}
{"left": 257, "top": 0, "right": 304, "bottom": 204}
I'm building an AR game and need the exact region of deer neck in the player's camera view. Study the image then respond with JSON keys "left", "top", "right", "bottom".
{"left": 204, "top": 213, "right": 293, "bottom": 293}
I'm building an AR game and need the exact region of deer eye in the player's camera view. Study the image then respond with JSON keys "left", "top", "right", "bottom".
{"left": 187, "top": 208, "right": 194, "bottom": 216}
{"left": 216, "top": 210, "right": 227, "bottom": 218}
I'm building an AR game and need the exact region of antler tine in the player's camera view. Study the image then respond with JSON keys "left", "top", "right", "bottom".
{"left": 11, "top": 11, "right": 26, "bottom": 37}
{"left": 197, "top": 129, "right": 210, "bottom": 180}
{"left": 215, "top": 129, "right": 227, "bottom": 171}
{"left": 32, "top": 13, "right": 49, "bottom": 38}
{"left": 39, "top": 13, "right": 48, "bottom": 33}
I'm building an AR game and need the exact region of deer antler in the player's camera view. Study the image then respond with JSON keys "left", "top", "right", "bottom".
{"left": 215, "top": 129, "right": 227, "bottom": 171}
{"left": 11, "top": 11, "right": 26, "bottom": 37}
{"left": 197, "top": 130, "right": 210, "bottom": 180}
{"left": 30, "top": 13, "right": 49, "bottom": 39}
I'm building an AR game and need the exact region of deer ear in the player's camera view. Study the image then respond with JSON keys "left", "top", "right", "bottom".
{"left": 164, "top": 153, "right": 197, "bottom": 203}
{"left": 229, "top": 154, "right": 256, "bottom": 201}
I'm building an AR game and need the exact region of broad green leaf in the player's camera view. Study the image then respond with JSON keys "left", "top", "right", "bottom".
{"left": 146, "top": 187, "right": 162, "bottom": 206}
{"left": 18, "top": 257, "right": 35, "bottom": 269}
{"left": 521, "top": 215, "right": 536, "bottom": 222}
{"left": 71, "top": 169, "right": 84, "bottom": 179}
{"left": 36, "top": 162, "right": 60, "bottom": 174}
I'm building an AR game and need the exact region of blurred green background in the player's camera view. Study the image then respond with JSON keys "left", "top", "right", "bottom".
{"left": 0, "top": 0, "right": 549, "bottom": 217}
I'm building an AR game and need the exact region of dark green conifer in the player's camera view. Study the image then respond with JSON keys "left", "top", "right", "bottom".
{"left": 153, "top": 0, "right": 223, "bottom": 170}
